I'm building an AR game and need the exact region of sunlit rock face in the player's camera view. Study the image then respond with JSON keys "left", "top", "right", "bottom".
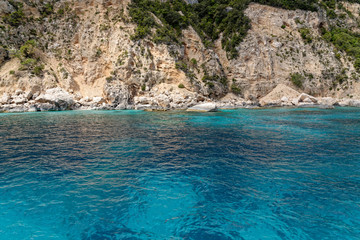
{"left": 1, "top": 0, "right": 360, "bottom": 112}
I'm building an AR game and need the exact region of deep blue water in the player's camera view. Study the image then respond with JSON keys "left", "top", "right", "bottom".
{"left": 0, "top": 108, "right": 359, "bottom": 240}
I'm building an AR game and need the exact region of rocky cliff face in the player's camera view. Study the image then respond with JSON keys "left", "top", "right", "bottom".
{"left": 229, "top": 3, "right": 360, "bottom": 100}
{"left": 1, "top": 0, "right": 360, "bottom": 112}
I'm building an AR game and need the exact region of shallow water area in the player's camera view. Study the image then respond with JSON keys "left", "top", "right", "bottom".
{"left": 0, "top": 108, "right": 359, "bottom": 239}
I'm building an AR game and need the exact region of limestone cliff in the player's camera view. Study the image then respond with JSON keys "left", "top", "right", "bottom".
{"left": 1, "top": 0, "right": 360, "bottom": 111}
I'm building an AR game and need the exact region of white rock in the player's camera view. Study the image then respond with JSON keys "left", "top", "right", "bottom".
{"left": 187, "top": 102, "right": 217, "bottom": 112}
{"left": 303, "top": 97, "right": 313, "bottom": 103}
{"left": 318, "top": 97, "right": 338, "bottom": 106}
{"left": 339, "top": 99, "right": 360, "bottom": 107}
{"left": 32, "top": 92, "right": 40, "bottom": 99}
{"left": 92, "top": 97, "right": 104, "bottom": 104}
{"left": 0, "top": 93, "right": 10, "bottom": 104}
{"left": 15, "top": 89, "right": 23, "bottom": 96}
{"left": 12, "top": 96, "right": 27, "bottom": 104}
{"left": 28, "top": 106, "right": 38, "bottom": 112}
{"left": 37, "top": 103, "right": 56, "bottom": 111}
{"left": 35, "top": 88, "right": 74, "bottom": 110}
{"left": 115, "top": 103, "right": 127, "bottom": 110}
{"left": 82, "top": 96, "right": 91, "bottom": 102}
{"left": 297, "top": 93, "right": 318, "bottom": 103}
{"left": 135, "top": 104, "right": 153, "bottom": 110}
{"left": 36, "top": 88, "right": 74, "bottom": 104}
{"left": 281, "top": 96, "right": 289, "bottom": 102}
{"left": 272, "top": 41, "right": 282, "bottom": 48}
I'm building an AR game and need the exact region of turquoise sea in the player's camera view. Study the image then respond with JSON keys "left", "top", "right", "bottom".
{"left": 0, "top": 108, "right": 359, "bottom": 239}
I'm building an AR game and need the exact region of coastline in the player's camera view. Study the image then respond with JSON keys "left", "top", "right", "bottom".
{"left": 1, "top": 97, "right": 359, "bottom": 113}
{"left": 1, "top": 87, "right": 360, "bottom": 113}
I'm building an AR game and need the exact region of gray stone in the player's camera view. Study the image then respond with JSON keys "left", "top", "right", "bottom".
{"left": 37, "top": 103, "right": 57, "bottom": 111}
{"left": 0, "top": 1, "right": 14, "bottom": 14}
{"left": 297, "top": 93, "right": 318, "bottom": 104}
{"left": 0, "top": 93, "right": 11, "bottom": 104}
{"left": 28, "top": 106, "right": 38, "bottom": 112}
{"left": 35, "top": 87, "right": 74, "bottom": 110}
{"left": 104, "top": 81, "right": 131, "bottom": 108}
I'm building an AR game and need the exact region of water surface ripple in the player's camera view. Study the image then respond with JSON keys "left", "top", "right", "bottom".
{"left": 0, "top": 108, "right": 359, "bottom": 239}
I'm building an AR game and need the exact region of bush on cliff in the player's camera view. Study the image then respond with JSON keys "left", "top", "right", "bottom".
{"left": 323, "top": 28, "right": 360, "bottom": 72}
{"left": 129, "top": 0, "right": 323, "bottom": 59}
{"left": 290, "top": 73, "right": 304, "bottom": 88}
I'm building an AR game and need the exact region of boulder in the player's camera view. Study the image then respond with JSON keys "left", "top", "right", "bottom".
{"left": 115, "top": 103, "right": 127, "bottom": 110}
{"left": 28, "top": 106, "right": 38, "bottom": 112}
{"left": 15, "top": 89, "right": 23, "bottom": 95}
{"left": 0, "top": 93, "right": 11, "bottom": 104}
{"left": 281, "top": 96, "right": 289, "bottom": 102}
{"left": 297, "top": 93, "right": 318, "bottom": 104}
{"left": 35, "top": 87, "right": 74, "bottom": 110}
{"left": 92, "top": 97, "right": 105, "bottom": 104}
{"left": 135, "top": 104, "right": 154, "bottom": 110}
{"left": 217, "top": 93, "right": 246, "bottom": 108}
{"left": 187, "top": 102, "right": 217, "bottom": 112}
{"left": 8, "top": 106, "right": 26, "bottom": 113}
{"left": 318, "top": 97, "right": 338, "bottom": 106}
{"left": 103, "top": 81, "right": 131, "bottom": 108}
{"left": 12, "top": 95, "right": 27, "bottom": 104}
{"left": 0, "top": 1, "right": 13, "bottom": 14}
{"left": 350, "top": 100, "right": 360, "bottom": 107}
{"left": 339, "top": 99, "right": 360, "bottom": 107}
{"left": 36, "top": 103, "right": 57, "bottom": 111}
{"left": 318, "top": 104, "right": 335, "bottom": 109}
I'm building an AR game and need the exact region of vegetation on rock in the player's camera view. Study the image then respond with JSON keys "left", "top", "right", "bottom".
{"left": 290, "top": 73, "right": 305, "bottom": 89}
{"left": 323, "top": 28, "right": 360, "bottom": 72}
{"left": 14, "top": 40, "right": 44, "bottom": 76}
{"left": 129, "top": 0, "right": 325, "bottom": 58}
{"left": 2, "top": 1, "right": 25, "bottom": 27}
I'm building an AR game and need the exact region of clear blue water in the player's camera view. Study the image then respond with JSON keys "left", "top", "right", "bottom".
{"left": 0, "top": 108, "right": 359, "bottom": 240}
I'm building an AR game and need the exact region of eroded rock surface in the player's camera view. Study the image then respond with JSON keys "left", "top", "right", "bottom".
{"left": 1, "top": 1, "right": 360, "bottom": 112}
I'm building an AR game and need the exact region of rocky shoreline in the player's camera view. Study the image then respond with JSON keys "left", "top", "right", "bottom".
{"left": 1, "top": 86, "right": 360, "bottom": 113}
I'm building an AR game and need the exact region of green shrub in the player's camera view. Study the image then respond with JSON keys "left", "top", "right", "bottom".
{"left": 32, "top": 65, "right": 44, "bottom": 76}
{"left": 202, "top": 74, "right": 228, "bottom": 86}
{"left": 40, "top": 3, "right": 54, "bottom": 17}
{"left": 106, "top": 76, "right": 113, "bottom": 82}
{"left": 335, "top": 52, "right": 341, "bottom": 60}
{"left": 290, "top": 73, "right": 304, "bottom": 88}
{"left": 95, "top": 48, "right": 102, "bottom": 58}
{"left": 190, "top": 58, "right": 197, "bottom": 66}
{"left": 326, "top": 9, "right": 337, "bottom": 19}
{"left": 207, "top": 82, "right": 215, "bottom": 88}
{"left": 19, "top": 40, "right": 36, "bottom": 58}
{"left": 3, "top": 9, "right": 25, "bottom": 27}
{"left": 14, "top": 40, "right": 45, "bottom": 74}
{"left": 231, "top": 84, "right": 242, "bottom": 94}
{"left": 355, "top": 59, "right": 360, "bottom": 72}
{"left": 175, "top": 61, "right": 188, "bottom": 72}
{"left": 2, "top": 0, "right": 25, "bottom": 26}
{"left": 178, "top": 83, "right": 185, "bottom": 88}
{"left": 57, "top": 8, "right": 65, "bottom": 16}
{"left": 21, "top": 58, "right": 37, "bottom": 68}
{"left": 9, "top": 70, "right": 15, "bottom": 75}
{"left": 299, "top": 28, "right": 312, "bottom": 43}
{"left": 322, "top": 28, "right": 360, "bottom": 72}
